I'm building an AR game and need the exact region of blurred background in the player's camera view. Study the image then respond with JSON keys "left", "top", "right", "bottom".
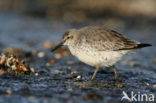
{"left": 1, "top": 0, "right": 156, "bottom": 26}
{"left": 0, "top": 0, "right": 156, "bottom": 103}
{"left": 1, "top": 0, "right": 156, "bottom": 23}
{"left": 0, "top": 0, "right": 156, "bottom": 48}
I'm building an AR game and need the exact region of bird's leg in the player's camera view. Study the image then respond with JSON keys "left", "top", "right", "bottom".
{"left": 113, "top": 65, "right": 119, "bottom": 79}
{"left": 91, "top": 65, "right": 100, "bottom": 80}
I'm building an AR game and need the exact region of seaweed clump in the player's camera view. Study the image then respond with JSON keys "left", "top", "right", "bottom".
{"left": 0, "top": 53, "right": 34, "bottom": 75}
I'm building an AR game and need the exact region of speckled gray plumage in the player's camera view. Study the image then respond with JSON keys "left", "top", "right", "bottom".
{"left": 59, "top": 26, "right": 151, "bottom": 67}
{"left": 74, "top": 27, "right": 140, "bottom": 51}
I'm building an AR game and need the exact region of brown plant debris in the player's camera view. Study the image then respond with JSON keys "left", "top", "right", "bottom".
{"left": 0, "top": 53, "right": 35, "bottom": 75}
{"left": 3, "top": 47, "right": 23, "bottom": 57}
{"left": 54, "top": 48, "right": 70, "bottom": 59}
{"left": 83, "top": 92, "right": 103, "bottom": 100}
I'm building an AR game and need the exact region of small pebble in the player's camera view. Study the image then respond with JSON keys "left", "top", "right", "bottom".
{"left": 71, "top": 69, "right": 78, "bottom": 74}
{"left": 6, "top": 89, "right": 12, "bottom": 95}
{"left": 59, "top": 49, "right": 70, "bottom": 56}
{"left": 50, "top": 59, "right": 55, "bottom": 63}
{"left": 40, "top": 78, "right": 44, "bottom": 80}
{"left": 35, "top": 73, "right": 39, "bottom": 76}
{"left": 79, "top": 85, "right": 83, "bottom": 88}
{"left": 46, "top": 63, "right": 51, "bottom": 67}
{"left": 55, "top": 70, "right": 64, "bottom": 74}
{"left": 30, "top": 68, "right": 35, "bottom": 73}
{"left": 153, "top": 84, "right": 156, "bottom": 87}
{"left": 146, "top": 83, "right": 150, "bottom": 86}
{"left": 43, "top": 40, "right": 53, "bottom": 49}
{"left": 11, "top": 65, "right": 16, "bottom": 70}
{"left": 37, "top": 52, "right": 45, "bottom": 58}
{"left": 66, "top": 76, "right": 73, "bottom": 79}
{"left": 29, "top": 96, "right": 36, "bottom": 99}
{"left": 54, "top": 53, "right": 62, "bottom": 59}
{"left": 76, "top": 75, "right": 81, "bottom": 79}
{"left": 66, "top": 60, "right": 74, "bottom": 64}
{"left": 67, "top": 88, "right": 73, "bottom": 91}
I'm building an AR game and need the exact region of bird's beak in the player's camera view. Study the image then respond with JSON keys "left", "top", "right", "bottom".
{"left": 51, "top": 42, "right": 63, "bottom": 52}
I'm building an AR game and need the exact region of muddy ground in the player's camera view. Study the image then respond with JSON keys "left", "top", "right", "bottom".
{"left": 0, "top": 12, "right": 156, "bottom": 103}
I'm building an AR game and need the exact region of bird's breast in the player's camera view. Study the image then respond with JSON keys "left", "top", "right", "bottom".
{"left": 68, "top": 44, "right": 124, "bottom": 67}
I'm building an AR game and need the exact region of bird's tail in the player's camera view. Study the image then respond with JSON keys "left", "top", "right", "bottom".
{"left": 137, "top": 43, "right": 152, "bottom": 48}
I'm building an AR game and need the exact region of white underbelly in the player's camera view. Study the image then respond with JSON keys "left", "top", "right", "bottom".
{"left": 68, "top": 46, "right": 125, "bottom": 67}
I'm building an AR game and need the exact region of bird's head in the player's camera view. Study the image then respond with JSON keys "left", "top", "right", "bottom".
{"left": 51, "top": 29, "right": 77, "bottom": 52}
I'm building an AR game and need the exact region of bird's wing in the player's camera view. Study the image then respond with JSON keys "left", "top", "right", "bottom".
{"left": 79, "top": 27, "right": 139, "bottom": 51}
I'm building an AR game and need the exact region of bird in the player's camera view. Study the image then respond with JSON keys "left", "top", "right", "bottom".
{"left": 51, "top": 26, "right": 152, "bottom": 80}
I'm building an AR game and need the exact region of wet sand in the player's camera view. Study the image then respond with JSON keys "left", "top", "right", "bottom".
{"left": 0, "top": 12, "right": 156, "bottom": 103}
